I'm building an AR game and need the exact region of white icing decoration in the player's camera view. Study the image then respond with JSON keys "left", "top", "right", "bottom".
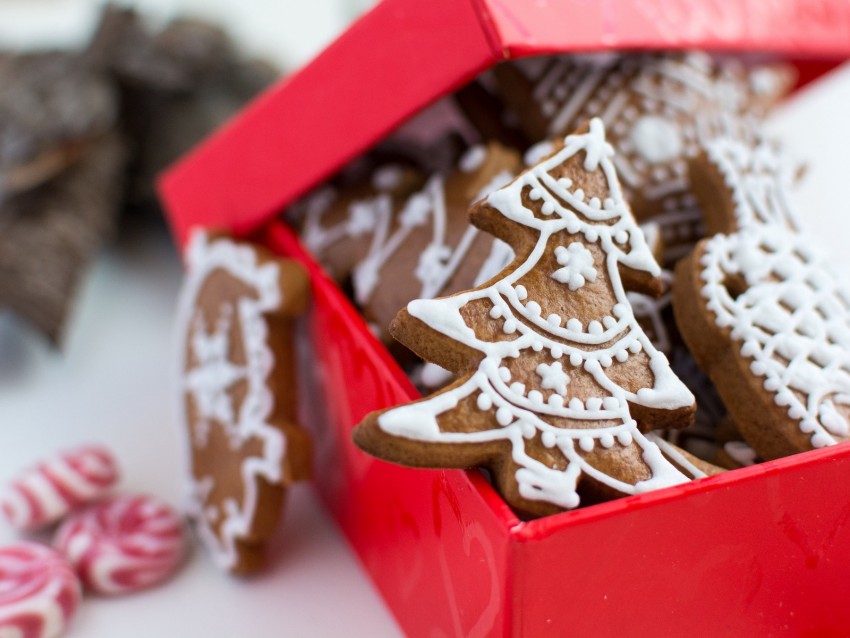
{"left": 185, "top": 307, "right": 247, "bottom": 447}
{"left": 513, "top": 53, "right": 773, "bottom": 266}
{"left": 418, "top": 362, "right": 454, "bottom": 389}
{"left": 176, "top": 230, "right": 287, "bottom": 570}
{"left": 459, "top": 145, "right": 487, "bottom": 173}
{"left": 551, "top": 243, "right": 597, "bottom": 290}
{"left": 723, "top": 440, "right": 757, "bottom": 467}
{"left": 629, "top": 115, "right": 683, "bottom": 164}
{"left": 353, "top": 166, "right": 515, "bottom": 306}
{"left": 376, "top": 120, "right": 694, "bottom": 510}
{"left": 535, "top": 362, "right": 570, "bottom": 396}
{"left": 699, "top": 138, "right": 850, "bottom": 449}
{"left": 646, "top": 433, "right": 707, "bottom": 479}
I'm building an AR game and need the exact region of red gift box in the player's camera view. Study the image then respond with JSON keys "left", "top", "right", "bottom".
{"left": 159, "top": 1, "right": 850, "bottom": 635}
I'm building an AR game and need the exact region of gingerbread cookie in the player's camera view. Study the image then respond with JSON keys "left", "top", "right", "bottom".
{"left": 673, "top": 138, "right": 850, "bottom": 460}
{"left": 353, "top": 143, "right": 519, "bottom": 343}
{"left": 292, "top": 162, "right": 425, "bottom": 283}
{"left": 493, "top": 52, "right": 793, "bottom": 265}
{"left": 354, "top": 119, "right": 696, "bottom": 516}
{"left": 176, "top": 230, "right": 310, "bottom": 573}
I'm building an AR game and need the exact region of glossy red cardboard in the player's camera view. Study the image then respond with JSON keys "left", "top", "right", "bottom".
{"left": 159, "top": 0, "right": 850, "bottom": 635}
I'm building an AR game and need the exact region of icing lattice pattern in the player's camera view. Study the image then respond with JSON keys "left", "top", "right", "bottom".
{"left": 699, "top": 139, "right": 850, "bottom": 448}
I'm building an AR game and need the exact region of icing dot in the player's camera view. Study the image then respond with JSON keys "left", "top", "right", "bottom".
{"left": 532, "top": 340, "right": 544, "bottom": 352}
{"left": 603, "top": 316, "right": 617, "bottom": 329}
{"left": 372, "top": 165, "right": 404, "bottom": 190}
{"left": 740, "top": 340, "right": 758, "bottom": 357}
{"left": 541, "top": 201, "right": 556, "bottom": 215}
{"left": 567, "top": 318, "right": 583, "bottom": 332}
{"left": 600, "top": 433, "right": 615, "bottom": 448}
{"left": 613, "top": 303, "right": 628, "bottom": 318}
{"left": 600, "top": 355, "right": 613, "bottom": 367}
{"left": 750, "top": 361, "right": 767, "bottom": 376}
{"left": 775, "top": 391, "right": 793, "bottom": 406}
{"left": 496, "top": 407, "right": 513, "bottom": 426}
{"left": 526, "top": 301, "right": 542, "bottom": 317}
{"left": 559, "top": 177, "right": 573, "bottom": 189}
{"left": 490, "top": 306, "right": 503, "bottom": 319}
{"left": 510, "top": 382, "right": 526, "bottom": 396}
{"left": 569, "top": 398, "right": 584, "bottom": 411}
{"left": 584, "top": 359, "right": 601, "bottom": 373}
{"left": 763, "top": 377, "right": 780, "bottom": 392}
{"left": 522, "top": 423, "right": 536, "bottom": 439}
{"left": 515, "top": 285, "right": 528, "bottom": 300}
{"left": 615, "top": 349, "right": 629, "bottom": 362}
{"left": 459, "top": 145, "right": 487, "bottom": 172}
{"left": 603, "top": 198, "right": 615, "bottom": 209}
{"left": 529, "top": 189, "right": 543, "bottom": 201}
{"left": 589, "top": 197, "right": 601, "bottom": 209}
{"left": 541, "top": 431, "right": 557, "bottom": 448}
{"left": 800, "top": 419, "right": 817, "bottom": 434}
{"left": 579, "top": 436, "right": 594, "bottom": 452}
{"left": 788, "top": 405, "right": 806, "bottom": 419}
{"left": 588, "top": 321, "right": 603, "bottom": 335}
{"left": 811, "top": 432, "right": 833, "bottom": 448}
{"left": 573, "top": 188, "right": 585, "bottom": 202}
{"left": 629, "top": 341, "right": 642, "bottom": 354}
{"left": 569, "top": 353, "right": 583, "bottom": 367}
{"left": 617, "top": 431, "right": 633, "bottom": 446}
{"left": 528, "top": 390, "right": 544, "bottom": 404}
{"left": 498, "top": 367, "right": 512, "bottom": 383}
{"left": 477, "top": 393, "right": 493, "bottom": 411}
{"left": 503, "top": 320, "right": 517, "bottom": 334}
{"left": 586, "top": 398, "right": 603, "bottom": 411}
{"left": 548, "top": 394, "right": 564, "bottom": 408}
{"left": 566, "top": 219, "right": 581, "bottom": 234}
{"left": 550, "top": 346, "right": 563, "bottom": 359}
{"left": 547, "top": 314, "right": 562, "bottom": 327}
{"left": 584, "top": 228, "right": 599, "bottom": 242}
{"left": 615, "top": 230, "right": 629, "bottom": 244}
{"left": 603, "top": 397, "right": 619, "bottom": 410}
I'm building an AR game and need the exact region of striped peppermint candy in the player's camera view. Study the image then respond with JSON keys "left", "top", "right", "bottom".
{"left": 53, "top": 495, "right": 186, "bottom": 595}
{"left": 0, "top": 542, "right": 81, "bottom": 638}
{"left": 0, "top": 446, "right": 120, "bottom": 531}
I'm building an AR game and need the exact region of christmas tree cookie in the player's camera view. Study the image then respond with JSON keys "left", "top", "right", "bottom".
{"left": 354, "top": 119, "right": 697, "bottom": 516}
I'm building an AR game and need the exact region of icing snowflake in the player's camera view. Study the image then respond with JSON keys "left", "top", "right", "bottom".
{"left": 551, "top": 243, "right": 597, "bottom": 290}
{"left": 535, "top": 361, "right": 570, "bottom": 396}
{"left": 185, "top": 308, "right": 247, "bottom": 446}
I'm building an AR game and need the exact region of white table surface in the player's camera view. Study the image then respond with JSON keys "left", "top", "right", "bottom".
{"left": 0, "top": 2, "right": 402, "bottom": 637}
{"left": 1, "top": 3, "right": 850, "bottom": 635}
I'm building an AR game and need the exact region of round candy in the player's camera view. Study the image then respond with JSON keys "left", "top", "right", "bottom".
{"left": 54, "top": 495, "right": 186, "bottom": 595}
{"left": 0, "top": 445, "right": 120, "bottom": 531}
{"left": 0, "top": 542, "right": 81, "bottom": 638}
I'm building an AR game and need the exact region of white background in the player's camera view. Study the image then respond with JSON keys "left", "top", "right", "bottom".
{"left": 0, "top": 2, "right": 849, "bottom": 636}
{"left": 0, "top": 2, "right": 402, "bottom": 637}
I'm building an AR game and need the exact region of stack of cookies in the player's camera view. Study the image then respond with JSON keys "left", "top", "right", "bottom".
{"left": 284, "top": 50, "right": 849, "bottom": 517}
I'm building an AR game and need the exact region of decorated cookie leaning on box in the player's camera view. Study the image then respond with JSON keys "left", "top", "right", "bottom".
{"left": 176, "top": 230, "right": 311, "bottom": 573}
{"left": 354, "top": 119, "right": 706, "bottom": 517}
{"left": 673, "top": 137, "right": 850, "bottom": 459}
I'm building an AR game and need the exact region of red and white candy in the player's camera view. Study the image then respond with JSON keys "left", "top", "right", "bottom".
{"left": 53, "top": 495, "right": 186, "bottom": 595}
{"left": 0, "top": 542, "right": 81, "bottom": 638}
{"left": 0, "top": 446, "right": 120, "bottom": 531}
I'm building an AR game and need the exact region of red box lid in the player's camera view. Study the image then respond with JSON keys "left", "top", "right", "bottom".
{"left": 157, "top": 0, "right": 850, "bottom": 245}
